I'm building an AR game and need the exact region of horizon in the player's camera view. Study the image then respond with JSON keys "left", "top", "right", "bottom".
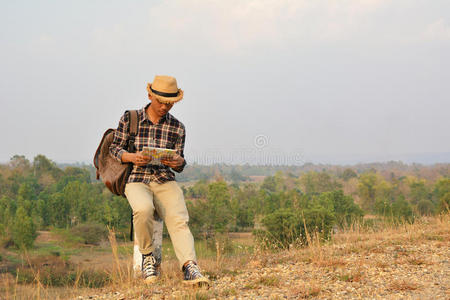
{"left": 2, "top": 151, "right": 449, "bottom": 167}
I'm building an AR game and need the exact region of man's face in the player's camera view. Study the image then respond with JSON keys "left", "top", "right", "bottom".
{"left": 149, "top": 94, "right": 174, "bottom": 116}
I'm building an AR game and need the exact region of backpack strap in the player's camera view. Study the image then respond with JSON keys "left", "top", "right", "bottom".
{"left": 127, "top": 110, "right": 139, "bottom": 242}
{"left": 127, "top": 110, "right": 139, "bottom": 152}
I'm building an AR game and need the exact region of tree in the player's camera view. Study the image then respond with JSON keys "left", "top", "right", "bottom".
{"left": 358, "top": 173, "right": 377, "bottom": 211}
{"left": 409, "top": 179, "right": 430, "bottom": 205}
{"left": 33, "top": 154, "right": 62, "bottom": 179}
{"left": 229, "top": 168, "right": 248, "bottom": 183}
{"left": 205, "top": 181, "right": 232, "bottom": 232}
{"left": 12, "top": 206, "right": 37, "bottom": 249}
{"left": 17, "top": 182, "right": 37, "bottom": 211}
{"left": 48, "top": 192, "right": 70, "bottom": 227}
{"left": 417, "top": 200, "right": 434, "bottom": 216}
{"left": 258, "top": 208, "right": 303, "bottom": 248}
{"left": 300, "top": 171, "right": 341, "bottom": 195}
{"left": 9, "top": 155, "right": 31, "bottom": 173}
{"left": 341, "top": 168, "right": 357, "bottom": 181}
{"left": 260, "top": 175, "right": 277, "bottom": 193}
{"left": 391, "top": 196, "right": 414, "bottom": 223}
{"left": 187, "top": 180, "right": 233, "bottom": 235}
{"left": 319, "top": 190, "right": 364, "bottom": 228}
{"left": 0, "top": 174, "right": 5, "bottom": 197}
{"left": 0, "top": 196, "right": 14, "bottom": 229}
{"left": 433, "top": 178, "right": 450, "bottom": 213}
{"left": 185, "top": 180, "right": 208, "bottom": 198}
{"left": 229, "top": 184, "right": 255, "bottom": 231}
{"left": 359, "top": 173, "right": 394, "bottom": 212}
{"left": 63, "top": 167, "right": 91, "bottom": 184}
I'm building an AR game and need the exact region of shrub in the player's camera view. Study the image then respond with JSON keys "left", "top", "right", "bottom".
{"left": 255, "top": 209, "right": 303, "bottom": 249}
{"left": 0, "top": 223, "right": 8, "bottom": 247}
{"left": 438, "top": 192, "right": 450, "bottom": 213}
{"left": 417, "top": 200, "right": 435, "bottom": 216}
{"left": 70, "top": 223, "right": 107, "bottom": 245}
{"left": 374, "top": 199, "right": 391, "bottom": 216}
{"left": 434, "top": 178, "right": 449, "bottom": 213}
{"left": 341, "top": 168, "right": 357, "bottom": 181}
{"left": 302, "top": 204, "right": 335, "bottom": 240}
{"left": 255, "top": 206, "right": 335, "bottom": 249}
{"left": 376, "top": 196, "right": 415, "bottom": 223}
{"left": 391, "top": 197, "right": 414, "bottom": 223}
{"left": 319, "top": 190, "right": 364, "bottom": 228}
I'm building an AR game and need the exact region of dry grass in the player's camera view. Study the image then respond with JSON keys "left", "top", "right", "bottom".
{"left": 257, "top": 275, "right": 280, "bottom": 287}
{"left": 1, "top": 213, "right": 448, "bottom": 299}
{"left": 388, "top": 280, "right": 420, "bottom": 291}
{"left": 337, "top": 268, "right": 364, "bottom": 283}
{"left": 289, "top": 282, "right": 322, "bottom": 299}
{"left": 407, "top": 256, "right": 433, "bottom": 266}
{"left": 313, "top": 256, "right": 347, "bottom": 267}
{"left": 374, "top": 260, "right": 389, "bottom": 268}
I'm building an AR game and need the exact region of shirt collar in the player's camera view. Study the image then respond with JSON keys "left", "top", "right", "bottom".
{"left": 140, "top": 102, "right": 169, "bottom": 124}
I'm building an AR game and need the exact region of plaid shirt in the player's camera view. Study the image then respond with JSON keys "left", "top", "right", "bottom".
{"left": 109, "top": 103, "right": 186, "bottom": 184}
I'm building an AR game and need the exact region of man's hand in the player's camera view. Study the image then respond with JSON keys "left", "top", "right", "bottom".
{"left": 122, "top": 151, "right": 152, "bottom": 166}
{"left": 161, "top": 154, "right": 184, "bottom": 169}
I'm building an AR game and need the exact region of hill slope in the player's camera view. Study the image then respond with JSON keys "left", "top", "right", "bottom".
{"left": 69, "top": 216, "right": 449, "bottom": 299}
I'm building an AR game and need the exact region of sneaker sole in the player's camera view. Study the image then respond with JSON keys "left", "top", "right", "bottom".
{"left": 144, "top": 276, "right": 158, "bottom": 284}
{"left": 182, "top": 277, "right": 211, "bottom": 287}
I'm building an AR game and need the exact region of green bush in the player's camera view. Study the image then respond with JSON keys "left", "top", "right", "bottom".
{"left": 70, "top": 223, "right": 107, "bottom": 245}
{"left": 254, "top": 209, "right": 302, "bottom": 249}
{"left": 319, "top": 190, "right": 364, "bottom": 228}
{"left": 433, "top": 178, "right": 449, "bottom": 213}
{"left": 302, "top": 204, "right": 335, "bottom": 240}
{"left": 0, "top": 223, "right": 8, "bottom": 247}
{"left": 374, "top": 199, "right": 391, "bottom": 216}
{"left": 417, "top": 199, "right": 435, "bottom": 216}
{"left": 438, "top": 192, "right": 450, "bottom": 213}
{"left": 391, "top": 197, "right": 414, "bottom": 223}
{"left": 376, "top": 196, "right": 415, "bottom": 223}
{"left": 255, "top": 206, "right": 335, "bottom": 249}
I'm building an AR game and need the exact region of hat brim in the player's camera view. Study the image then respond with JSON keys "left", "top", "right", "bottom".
{"left": 147, "top": 83, "right": 183, "bottom": 104}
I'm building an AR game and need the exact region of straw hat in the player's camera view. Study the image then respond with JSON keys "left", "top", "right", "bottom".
{"left": 147, "top": 75, "right": 184, "bottom": 104}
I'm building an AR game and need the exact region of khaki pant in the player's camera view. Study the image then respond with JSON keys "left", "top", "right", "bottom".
{"left": 125, "top": 181, "right": 196, "bottom": 269}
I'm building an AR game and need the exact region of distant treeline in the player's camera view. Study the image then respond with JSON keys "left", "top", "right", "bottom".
{"left": 0, "top": 155, "right": 448, "bottom": 249}
{"left": 65, "top": 160, "right": 449, "bottom": 183}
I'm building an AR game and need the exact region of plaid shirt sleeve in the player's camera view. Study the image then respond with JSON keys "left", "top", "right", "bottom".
{"left": 172, "top": 124, "right": 186, "bottom": 173}
{"left": 109, "top": 111, "right": 129, "bottom": 163}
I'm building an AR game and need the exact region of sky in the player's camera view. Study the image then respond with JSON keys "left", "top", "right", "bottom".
{"left": 1, "top": 0, "right": 449, "bottom": 165}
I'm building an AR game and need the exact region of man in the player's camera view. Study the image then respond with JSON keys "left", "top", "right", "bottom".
{"left": 109, "top": 75, "right": 209, "bottom": 285}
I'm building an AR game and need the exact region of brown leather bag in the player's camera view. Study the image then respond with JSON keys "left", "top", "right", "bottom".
{"left": 93, "top": 110, "right": 138, "bottom": 197}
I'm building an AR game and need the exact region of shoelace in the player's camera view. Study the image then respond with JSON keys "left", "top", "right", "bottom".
{"left": 142, "top": 254, "right": 157, "bottom": 278}
{"left": 184, "top": 262, "right": 202, "bottom": 280}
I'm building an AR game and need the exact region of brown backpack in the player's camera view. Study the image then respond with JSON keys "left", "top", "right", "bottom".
{"left": 94, "top": 110, "right": 138, "bottom": 197}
